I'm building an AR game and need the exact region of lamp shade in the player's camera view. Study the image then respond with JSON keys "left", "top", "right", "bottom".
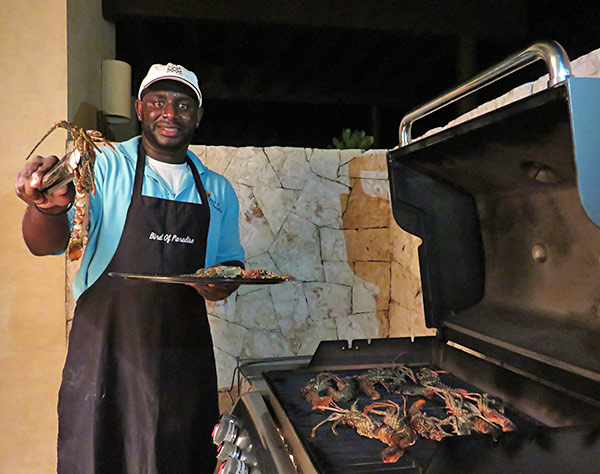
{"left": 101, "top": 59, "right": 131, "bottom": 123}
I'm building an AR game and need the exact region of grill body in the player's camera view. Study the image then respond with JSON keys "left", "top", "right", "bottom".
{"left": 221, "top": 43, "right": 600, "bottom": 474}
{"left": 235, "top": 335, "right": 600, "bottom": 474}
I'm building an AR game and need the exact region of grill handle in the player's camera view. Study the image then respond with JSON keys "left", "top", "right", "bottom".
{"left": 398, "top": 40, "right": 572, "bottom": 146}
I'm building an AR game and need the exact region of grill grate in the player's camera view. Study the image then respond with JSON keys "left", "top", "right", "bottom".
{"left": 263, "top": 366, "right": 539, "bottom": 474}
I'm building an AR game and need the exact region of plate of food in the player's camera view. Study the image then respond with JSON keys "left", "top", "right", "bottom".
{"left": 108, "top": 265, "right": 294, "bottom": 285}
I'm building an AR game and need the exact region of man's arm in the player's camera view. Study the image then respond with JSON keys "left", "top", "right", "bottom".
{"left": 16, "top": 155, "right": 75, "bottom": 255}
{"left": 188, "top": 174, "right": 246, "bottom": 301}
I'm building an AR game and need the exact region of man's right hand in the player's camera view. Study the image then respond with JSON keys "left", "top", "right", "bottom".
{"left": 17, "top": 155, "right": 75, "bottom": 256}
{"left": 15, "top": 155, "right": 75, "bottom": 211}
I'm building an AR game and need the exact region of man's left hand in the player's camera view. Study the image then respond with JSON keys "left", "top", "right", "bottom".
{"left": 187, "top": 282, "right": 240, "bottom": 301}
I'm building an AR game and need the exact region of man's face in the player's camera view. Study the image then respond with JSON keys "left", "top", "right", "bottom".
{"left": 136, "top": 83, "right": 201, "bottom": 161}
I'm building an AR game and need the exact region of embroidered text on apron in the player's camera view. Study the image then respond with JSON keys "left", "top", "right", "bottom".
{"left": 57, "top": 143, "right": 218, "bottom": 474}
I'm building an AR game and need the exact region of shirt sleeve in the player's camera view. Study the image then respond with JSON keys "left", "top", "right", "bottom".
{"left": 213, "top": 178, "right": 245, "bottom": 265}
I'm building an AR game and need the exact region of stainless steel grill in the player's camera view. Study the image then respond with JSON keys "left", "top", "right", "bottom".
{"left": 213, "top": 40, "right": 600, "bottom": 474}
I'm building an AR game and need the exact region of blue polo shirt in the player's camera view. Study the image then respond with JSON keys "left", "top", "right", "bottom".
{"left": 69, "top": 136, "right": 245, "bottom": 301}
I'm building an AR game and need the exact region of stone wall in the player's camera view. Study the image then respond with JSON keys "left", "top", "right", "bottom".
{"left": 190, "top": 146, "right": 433, "bottom": 388}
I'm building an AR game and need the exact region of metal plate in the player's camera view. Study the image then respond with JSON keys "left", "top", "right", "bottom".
{"left": 107, "top": 272, "right": 292, "bottom": 285}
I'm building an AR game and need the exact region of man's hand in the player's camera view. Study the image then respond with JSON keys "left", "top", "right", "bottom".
{"left": 17, "top": 155, "right": 75, "bottom": 255}
{"left": 187, "top": 283, "right": 240, "bottom": 301}
{"left": 186, "top": 261, "right": 244, "bottom": 301}
{"left": 15, "top": 155, "right": 75, "bottom": 210}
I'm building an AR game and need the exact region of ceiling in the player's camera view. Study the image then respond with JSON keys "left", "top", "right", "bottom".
{"left": 104, "top": 0, "right": 600, "bottom": 148}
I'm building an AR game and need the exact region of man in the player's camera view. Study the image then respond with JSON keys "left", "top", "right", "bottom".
{"left": 15, "top": 63, "right": 244, "bottom": 473}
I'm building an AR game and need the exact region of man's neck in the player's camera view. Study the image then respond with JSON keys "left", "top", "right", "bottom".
{"left": 141, "top": 136, "right": 188, "bottom": 164}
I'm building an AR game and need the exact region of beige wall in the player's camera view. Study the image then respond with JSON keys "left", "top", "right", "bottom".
{"left": 67, "top": 0, "right": 116, "bottom": 129}
{"left": 0, "top": 1, "right": 114, "bottom": 473}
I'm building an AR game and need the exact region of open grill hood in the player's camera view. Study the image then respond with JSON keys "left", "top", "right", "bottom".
{"left": 387, "top": 41, "right": 600, "bottom": 409}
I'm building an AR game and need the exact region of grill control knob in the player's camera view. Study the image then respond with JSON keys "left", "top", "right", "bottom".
{"left": 212, "top": 414, "right": 240, "bottom": 445}
{"left": 233, "top": 427, "right": 251, "bottom": 450}
{"left": 218, "top": 457, "right": 250, "bottom": 474}
{"left": 217, "top": 440, "right": 258, "bottom": 467}
{"left": 217, "top": 441, "right": 242, "bottom": 462}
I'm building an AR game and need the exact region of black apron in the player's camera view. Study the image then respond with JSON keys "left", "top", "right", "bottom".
{"left": 57, "top": 143, "right": 218, "bottom": 474}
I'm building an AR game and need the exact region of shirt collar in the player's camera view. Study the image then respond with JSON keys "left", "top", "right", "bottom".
{"left": 118, "top": 136, "right": 207, "bottom": 175}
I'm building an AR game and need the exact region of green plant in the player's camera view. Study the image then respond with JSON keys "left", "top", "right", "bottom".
{"left": 331, "top": 129, "right": 374, "bottom": 150}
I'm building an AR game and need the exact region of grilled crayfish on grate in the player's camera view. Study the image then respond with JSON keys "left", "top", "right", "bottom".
{"left": 312, "top": 400, "right": 409, "bottom": 463}
{"left": 26, "top": 120, "right": 114, "bottom": 260}
{"left": 301, "top": 372, "right": 357, "bottom": 408}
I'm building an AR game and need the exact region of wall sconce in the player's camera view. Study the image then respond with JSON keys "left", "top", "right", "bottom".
{"left": 101, "top": 59, "right": 131, "bottom": 123}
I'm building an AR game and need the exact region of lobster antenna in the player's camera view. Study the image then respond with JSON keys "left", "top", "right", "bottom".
{"left": 24, "top": 121, "right": 71, "bottom": 161}
{"left": 391, "top": 352, "right": 408, "bottom": 364}
{"left": 25, "top": 127, "right": 58, "bottom": 160}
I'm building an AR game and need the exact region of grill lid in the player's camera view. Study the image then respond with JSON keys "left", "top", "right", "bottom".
{"left": 386, "top": 41, "right": 600, "bottom": 389}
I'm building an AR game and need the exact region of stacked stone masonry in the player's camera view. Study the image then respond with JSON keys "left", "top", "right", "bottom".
{"left": 191, "top": 146, "right": 433, "bottom": 388}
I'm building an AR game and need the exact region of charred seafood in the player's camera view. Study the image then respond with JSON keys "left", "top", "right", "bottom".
{"left": 304, "top": 365, "right": 517, "bottom": 463}
{"left": 302, "top": 372, "right": 357, "bottom": 408}
{"left": 312, "top": 400, "right": 414, "bottom": 463}
{"left": 357, "top": 365, "right": 427, "bottom": 399}
{"left": 192, "top": 265, "right": 292, "bottom": 281}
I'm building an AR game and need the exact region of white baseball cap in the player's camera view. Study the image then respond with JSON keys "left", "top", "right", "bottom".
{"left": 138, "top": 63, "right": 202, "bottom": 106}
